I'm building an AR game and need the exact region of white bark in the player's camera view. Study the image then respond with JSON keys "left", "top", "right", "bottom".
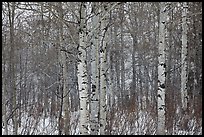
{"left": 78, "top": 2, "right": 89, "bottom": 135}
{"left": 181, "top": 2, "right": 188, "bottom": 111}
{"left": 157, "top": 2, "right": 167, "bottom": 135}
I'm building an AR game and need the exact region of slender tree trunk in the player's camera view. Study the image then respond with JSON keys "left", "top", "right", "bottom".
{"left": 90, "top": 2, "right": 100, "bottom": 135}
{"left": 166, "top": 8, "right": 174, "bottom": 134}
{"left": 59, "top": 3, "right": 70, "bottom": 134}
{"left": 181, "top": 2, "right": 188, "bottom": 112}
{"left": 2, "top": 26, "right": 8, "bottom": 135}
{"left": 58, "top": 80, "right": 64, "bottom": 135}
{"left": 99, "top": 3, "right": 109, "bottom": 135}
{"left": 8, "top": 2, "right": 18, "bottom": 135}
{"left": 157, "top": 2, "right": 167, "bottom": 135}
{"left": 78, "top": 2, "right": 89, "bottom": 135}
{"left": 2, "top": 61, "right": 8, "bottom": 135}
{"left": 180, "top": 2, "right": 189, "bottom": 131}
{"left": 109, "top": 10, "right": 115, "bottom": 109}
{"left": 119, "top": 3, "right": 125, "bottom": 107}
{"left": 131, "top": 37, "right": 137, "bottom": 102}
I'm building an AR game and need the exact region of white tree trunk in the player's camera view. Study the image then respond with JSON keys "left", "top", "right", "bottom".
{"left": 181, "top": 2, "right": 188, "bottom": 111}
{"left": 90, "top": 2, "right": 100, "bottom": 135}
{"left": 157, "top": 2, "right": 167, "bottom": 135}
{"left": 78, "top": 2, "right": 89, "bottom": 135}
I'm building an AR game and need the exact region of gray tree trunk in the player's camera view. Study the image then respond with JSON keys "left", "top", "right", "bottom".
{"left": 8, "top": 2, "right": 18, "bottom": 135}
{"left": 99, "top": 3, "right": 109, "bottom": 135}
{"left": 181, "top": 2, "right": 188, "bottom": 111}
{"left": 90, "top": 2, "right": 100, "bottom": 135}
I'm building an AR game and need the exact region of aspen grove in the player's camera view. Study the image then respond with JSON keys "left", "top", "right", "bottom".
{"left": 2, "top": 2, "right": 202, "bottom": 135}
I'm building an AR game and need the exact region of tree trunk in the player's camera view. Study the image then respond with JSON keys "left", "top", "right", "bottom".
{"left": 157, "top": 2, "right": 167, "bottom": 135}
{"left": 181, "top": 2, "right": 188, "bottom": 112}
{"left": 180, "top": 2, "right": 189, "bottom": 131}
{"left": 8, "top": 2, "right": 18, "bottom": 135}
{"left": 55, "top": 2, "right": 71, "bottom": 134}
{"left": 2, "top": 62, "right": 8, "bottom": 135}
{"left": 78, "top": 2, "right": 89, "bottom": 135}
{"left": 120, "top": 3, "right": 125, "bottom": 107}
{"left": 90, "top": 2, "right": 100, "bottom": 135}
{"left": 99, "top": 3, "right": 109, "bottom": 135}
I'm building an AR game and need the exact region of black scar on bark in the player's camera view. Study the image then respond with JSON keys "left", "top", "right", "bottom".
{"left": 77, "top": 44, "right": 80, "bottom": 50}
{"left": 159, "top": 107, "right": 163, "bottom": 110}
{"left": 100, "top": 49, "right": 104, "bottom": 53}
{"left": 92, "top": 84, "right": 96, "bottom": 89}
{"left": 92, "top": 93, "right": 95, "bottom": 97}
{"left": 82, "top": 81, "right": 87, "bottom": 84}
{"left": 78, "top": 51, "right": 82, "bottom": 55}
{"left": 160, "top": 84, "right": 165, "bottom": 89}
{"left": 84, "top": 126, "right": 89, "bottom": 131}
{"left": 158, "top": 94, "right": 162, "bottom": 100}
{"left": 164, "top": 72, "right": 167, "bottom": 77}
{"left": 161, "top": 63, "right": 166, "bottom": 68}
{"left": 82, "top": 75, "right": 87, "bottom": 78}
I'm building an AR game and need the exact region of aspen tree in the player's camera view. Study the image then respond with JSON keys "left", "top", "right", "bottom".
{"left": 78, "top": 2, "right": 89, "bottom": 135}
{"left": 157, "top": 2, "right": 167, "bottom": 135}
{"left": 99, "top": 3, "right": 109, "bottom": 135}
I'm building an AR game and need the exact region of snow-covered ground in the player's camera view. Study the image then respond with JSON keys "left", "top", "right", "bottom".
{"left": 2, "top": 109, "right": 202, "bottom": 135}
{"left": 2, "top": 111, "right": 80, "bottom": 135}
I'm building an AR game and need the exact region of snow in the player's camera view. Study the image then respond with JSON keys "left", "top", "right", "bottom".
{"left": 2, "top": 109, "right": 202, "bottom": 135}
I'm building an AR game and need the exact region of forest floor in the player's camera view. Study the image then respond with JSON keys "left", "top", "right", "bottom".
{"left": 2, "top": 109, "right": 202, "bottom": 135}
